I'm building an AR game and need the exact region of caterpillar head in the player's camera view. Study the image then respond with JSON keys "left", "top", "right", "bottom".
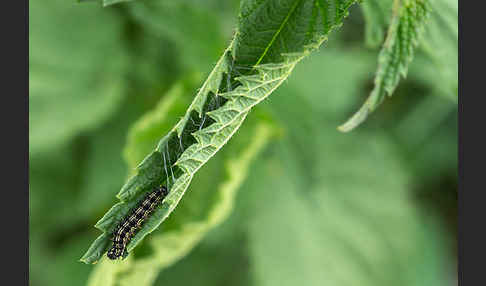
{"left": 156, "top": 186, "right": 168, "bottom": 197}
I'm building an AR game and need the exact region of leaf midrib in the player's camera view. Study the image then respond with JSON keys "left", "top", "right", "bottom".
{"left": 254, "top": 0, "right": 302, "bottom": 66}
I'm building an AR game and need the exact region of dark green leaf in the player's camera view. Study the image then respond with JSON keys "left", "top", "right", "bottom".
{"left": 82, "top": 0, "right": 360, "bottom": 264}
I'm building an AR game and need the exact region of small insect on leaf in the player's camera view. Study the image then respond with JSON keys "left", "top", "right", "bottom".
{"left": 106, "top": 186, "right": 169, "bottom": 260}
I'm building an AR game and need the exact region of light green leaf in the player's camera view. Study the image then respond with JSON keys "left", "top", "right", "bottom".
{"left": 248, "top": 156, "right": 448, "bottom": 286}
{"left": 82, "top": 0, "right": 360, "bottom": 264}
{"left": 339, "top": 0, "right": 430, "bottom": 132}
{"left": 243, "top": 91, "right": 450, "bottom": 286}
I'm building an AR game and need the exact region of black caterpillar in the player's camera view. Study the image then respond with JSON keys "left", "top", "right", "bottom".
{"left": 107, "top": 186, "right": 168, "bottom": 260}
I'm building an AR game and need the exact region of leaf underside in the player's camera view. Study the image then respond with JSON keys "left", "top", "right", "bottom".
{"left": 81, "top": 0, "right": 359, "bottom": 264}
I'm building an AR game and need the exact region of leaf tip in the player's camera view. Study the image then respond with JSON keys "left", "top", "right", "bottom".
{"left": 79, "top": 254, "right": 97, "bottom": 265}
{"left": 338, "top": 104, "right": 372, "bottom": 132}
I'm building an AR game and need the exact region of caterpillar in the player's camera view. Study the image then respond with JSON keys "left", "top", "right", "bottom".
{"left": 107, "top": 186, "right": 168, "bottom": 260}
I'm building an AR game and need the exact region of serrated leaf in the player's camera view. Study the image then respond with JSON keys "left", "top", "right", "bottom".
{"left": 82, "top": 0, "right": 360, "bottom": 264}
{"left": 339, "top": 0, "right": 430, "bottom": 132}
{"left": 84, "top": 82, "right": 278, "bottom": 284}
{"left": 360, "top": 0, "right": 457, "bottom": 99}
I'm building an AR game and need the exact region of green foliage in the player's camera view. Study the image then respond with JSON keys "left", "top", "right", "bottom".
{"left": 361, "top": 0, "right": 457, "bottom": 93}
{"left": 85, "top": 80, "right": 278, "bottom": 285}
{"left": 340, "top": 0, "right": 458, "bottom": 131}
{"left": 29, "top": 0, "right": 457, "bottom": 285}
{"left": 242, "top": 82, "right": 448, "bottom": 286}
{"left": 126, "top": 1, "right": 227, "bottom": 71}
{"left": 339, "top": 0, "right": 430, "bottom": 132}
{"left": 151, "top": 48, "right": 453, "bottom": 286}
{"left": 361, "top": 0, "right": 394, "bottom": 47}
{"left": 82, "top": 0, "right": 360, "bottom": 264}
{"left": 29, "top": 0, "right": 129, "bottom": 156}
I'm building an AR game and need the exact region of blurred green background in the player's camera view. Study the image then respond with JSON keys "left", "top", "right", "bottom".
{"left": 29, "top": 0, "right": 457, "bottom": 286}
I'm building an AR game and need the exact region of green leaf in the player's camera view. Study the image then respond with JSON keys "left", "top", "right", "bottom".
{"left": 242, "top": 90, "right": 450, "bottom": 286}
{"left": 82, "top": 0, "right": 360, "bottom": 264}
{"left": 84, "top": 81, "right": 278, "bottom": 285}
{"left": 248, "top": 153, "right": 448, "bottom": 286}
{"left": 29, "top": 0, "right": 129, "bottom": 156}
{"left": 339, "top": 0, "right": 430, "bottom": 132}
{"left": 361, "top": 0, "right": 457, "bottom": 101}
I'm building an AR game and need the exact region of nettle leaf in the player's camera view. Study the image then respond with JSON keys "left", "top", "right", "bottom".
{"left": 84, "top": 80, "right": 278, "bottom": 285}
{"left": 81, "top": 0, "right": 359, "bottom": 264}
{"left": 360, "top": 0, "right": 457, "bottom": 95}
{"left": 339, "top": 0, "right": 430, "bottom": 132}
{"left": 360, "top": 0, "right": 458, "bottom": 100}
{"left": 247, "top": 135, "right": 449, "bottom": 286}
{"left": 241, "top": 91, "right": 450, "bottom": 286}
